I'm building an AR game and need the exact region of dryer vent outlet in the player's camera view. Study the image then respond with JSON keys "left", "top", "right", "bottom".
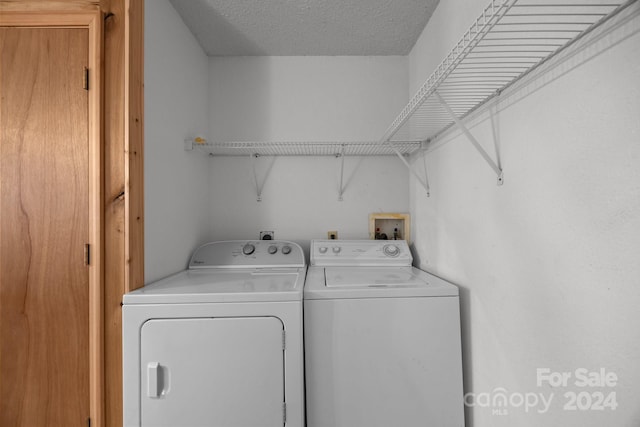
{"left": 260, "top": 231, "right": 274, "bottom": 240}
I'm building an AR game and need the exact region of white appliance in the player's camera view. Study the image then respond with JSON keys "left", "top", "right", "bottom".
{"left": 304, "top": 239, "right": 465, "bottom": 427}
{"left": 123, "top": 240, "right": 306, "bottom": 427}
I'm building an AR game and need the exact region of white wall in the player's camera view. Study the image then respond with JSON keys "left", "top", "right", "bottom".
{"left": 145, "top": 0, "right": 212, "bottom": 282}
{"left": 207, "top": 155, "right": 409, "bottom": 253}
{"left": 209, "top": 56, "right": 408, "bottom": 141}
{"left": 207, "top": 56, "right": 411, "bottom": 254}
{"left": 409, "top": 2, "right": 640, "bottom": 426}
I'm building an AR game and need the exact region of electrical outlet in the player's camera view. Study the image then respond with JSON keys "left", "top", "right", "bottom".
{"left": 260, "top": 231, "right": 274, "bottom": 240}
{"left": 327, "top": 231, "right": 338, "bottom": 240}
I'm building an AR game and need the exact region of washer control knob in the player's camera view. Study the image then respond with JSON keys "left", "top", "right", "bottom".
{"left": 268, "top": 245, "right": 278, "bottom": 254}
{"left": 281, "top": 245, "right": 292, "bottom": 255}
{"left": 383, "top": 244, "right": 400, "bottom": 257}
{"left": 318, "top": 247, "right": 328, "bottom": 254}
{"left": 242, "top": 243, "right": 256, "bottom": 255}
{"left": 332, "top": 246, "right": 341, "bottom": 253}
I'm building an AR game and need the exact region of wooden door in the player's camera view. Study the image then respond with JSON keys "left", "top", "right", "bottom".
{"left": 0, "top": 27, "right": 91, "bottom": 426}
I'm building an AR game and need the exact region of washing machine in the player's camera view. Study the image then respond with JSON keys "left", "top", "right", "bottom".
{"left": 304, "top": 239, "right": 465, "bottom": 427}
{"left": 123, "top": 240, "right": 306, "bottom": 427}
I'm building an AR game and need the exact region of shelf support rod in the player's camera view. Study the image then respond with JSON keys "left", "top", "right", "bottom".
{"left": 384, "top": 140, "right": 431, "bottom": 197}
{"left": 435, "top": 92, "right": 504, "bottom": 185}
{"left": 252, "top": 154, "right": 264, "bottom": 202}
{"left": 421, "top": 152, "right": 431, "bottom": 197}
{"left": 337, "top": 145, "right": 346, "bottom": 201}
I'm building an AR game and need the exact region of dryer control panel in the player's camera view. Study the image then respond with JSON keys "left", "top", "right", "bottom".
{"left": 189, "top": 240, "right": 305, "bottom": 269}
{"left": 311, "top": 239, "right": 412, "bottom": 267}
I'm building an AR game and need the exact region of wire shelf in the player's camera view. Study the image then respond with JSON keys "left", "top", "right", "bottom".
{"left": 383, "top": 0, "right": 634, "bottom": 144}
{"left": 191, "top": 141, "right": 424, "bottom": 157}
{"left": 188, "top": 0, "right": 633, "bottom": 164}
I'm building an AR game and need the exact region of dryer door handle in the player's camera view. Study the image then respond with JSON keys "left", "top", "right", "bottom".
{"left": 147, "top": 362, "right": 161, "bottom": 398}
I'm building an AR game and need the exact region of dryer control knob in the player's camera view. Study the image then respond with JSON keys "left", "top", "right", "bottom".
{"left": 242, "top": 243, "right": 256, "bottom": 255}
{"left": 332, "top": 246, "right": 342, "bottom": 253}
{"left": 318, "top": 247, "right": 328, "bottom": 254}
{"left": 383, "top": 244, "right": 400, "bottom": 257}
{"left": 282, "top": 245, "right": 292, "bottom": 255}
{"left": 268, "top": 245, "right": 278, "bottom": 254}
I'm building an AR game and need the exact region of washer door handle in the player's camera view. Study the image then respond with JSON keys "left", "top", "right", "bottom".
{"left": 147, "top": 362, "right": 161, "bottom": 398}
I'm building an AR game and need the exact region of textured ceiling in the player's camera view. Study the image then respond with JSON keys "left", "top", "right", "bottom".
{"left": 169, "top": 0, "right": 440, "bottom": 56}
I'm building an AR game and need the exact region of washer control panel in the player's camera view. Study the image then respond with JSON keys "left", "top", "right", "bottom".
{"left": 311, "top": 239, "right": 412, "bottom": 267}
{"left": 189, "top": 240, "right": 305, "bottom": 269}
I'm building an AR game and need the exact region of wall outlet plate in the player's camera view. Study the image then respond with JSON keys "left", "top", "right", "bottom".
{"left": 260, "top": 231, "right": 274, "bottom": 240}
{"left": 327, "top": 231, "right": 338, "bottom": 240}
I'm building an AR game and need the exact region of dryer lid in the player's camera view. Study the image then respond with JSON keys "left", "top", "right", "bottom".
{"left": 123, "top": 268, "right": 305, "bottom": 304}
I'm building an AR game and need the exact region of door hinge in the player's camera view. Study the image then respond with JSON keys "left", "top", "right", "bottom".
{"left": 282, "top": 331, "right": 286, "bottom": 350}
{"left": 283, "top": 402, "right": 287, "bottom": 424}
{"left": 83, "top": 67, "right": 89, "bottom": 90}
{"left": 85, "top": 244, "right": 91, "bottom": 266}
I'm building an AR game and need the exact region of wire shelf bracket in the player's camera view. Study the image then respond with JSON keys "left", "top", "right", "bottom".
{"left": 252, "top": 154, "right": 276, "bottom": 202}
{"left": 435, "top": 91, "right": 504, "bottom": 185}
{"left": 337, "top": 145, "right": 346, "bottom": 201}
{"left": 385, "top": 140, "right": 431, "bottom": 197}
{"left": 420, "top": 151, "right": 431, "bottom": 197}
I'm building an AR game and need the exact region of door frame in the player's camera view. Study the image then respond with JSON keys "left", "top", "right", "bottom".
{"left": 0, "top": 10, "right": 104, "bottom": 426}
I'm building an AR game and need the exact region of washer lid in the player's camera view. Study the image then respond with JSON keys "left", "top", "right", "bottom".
{"left": 304, "top": 266, "right": 458, "bottom": 299}
{"left": 123, "top": 268, "right": 305, "bottom": 304}
{"left": 325, "top": 267, "right": 426, "bottom": 288}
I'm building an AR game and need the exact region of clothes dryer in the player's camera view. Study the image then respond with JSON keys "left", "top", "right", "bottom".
{"left": 304, "top": 239, "right": 464, "bottom": 427}
{"left": 123, "top": 240, "right": 305, "bottom": 427}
